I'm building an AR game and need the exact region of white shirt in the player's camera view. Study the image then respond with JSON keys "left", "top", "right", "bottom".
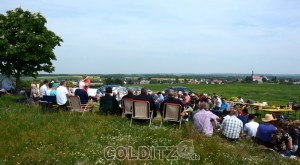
{"left": 238, "top": 98, "right": 244, "bottom": 103}
{"left": 56, "top": 86, "right": 69, "bottom": 105}
{"left": 46, "top": 89, "right": 52, "bottom": 96}
{"left": 217, "top": 97, "right": 222, "bottom": 107}
{"left": 40, "top": 84, "right": 48, "bottom": 97}
{"left": 244, "top": 121, "right": 259, "bottom": 138}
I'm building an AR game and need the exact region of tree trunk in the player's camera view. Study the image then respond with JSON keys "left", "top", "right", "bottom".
{"left": 14, "top": 75, "right": 21, "bottom": 95}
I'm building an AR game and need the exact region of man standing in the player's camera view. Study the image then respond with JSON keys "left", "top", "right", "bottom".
{"left": 56, "top": 80, "right": 72, "bottom": 110}
{"left": 221, "top": 110, "right": 243, "bottom": 141}
{"left": 39, "top": 79, "right": 49, "bottom": 98}
{"left": 82, "top": 75, "right": 90, "bottom": 92}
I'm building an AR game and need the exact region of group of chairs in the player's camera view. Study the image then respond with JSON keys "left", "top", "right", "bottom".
{"left": 38, "top": 95, "right": 183, "bottom": 127}
{"left": 39, "top": 95, "right": 92, "bottom": 117}
{"left": 122, "top": 99, "right": 183, "bottom": 128}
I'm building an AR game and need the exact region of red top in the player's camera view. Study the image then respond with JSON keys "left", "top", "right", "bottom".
{"left": 83, "top": 79, "right": 90, "bottom": 91}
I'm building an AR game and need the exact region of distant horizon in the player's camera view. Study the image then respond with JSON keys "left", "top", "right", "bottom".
{"left": 36, "top": 72, "right": 300, "bottom": 76}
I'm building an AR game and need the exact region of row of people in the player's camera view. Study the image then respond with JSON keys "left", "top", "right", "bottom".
{"left": 194, "top": 102, "right": 300, "bottom": 157}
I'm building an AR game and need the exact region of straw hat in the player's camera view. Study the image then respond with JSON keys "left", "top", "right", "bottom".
{"left": 261, "top": 114, "right": 277, "bottom": 122}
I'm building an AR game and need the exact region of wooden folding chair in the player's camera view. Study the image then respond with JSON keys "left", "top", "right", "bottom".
{"left": 69, "top": 96, "right": 92, "bottom": 117}
{"left": 121, "top": 98, "right": 133, "bottom": 116}
{"left": 160, "top": 103, "right": 182, "bottom": 128}
{"left": 130, "top": 100, "right": 153, "bottom": 127}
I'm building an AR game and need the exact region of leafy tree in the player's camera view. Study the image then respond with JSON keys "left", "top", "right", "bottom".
{"left": 0, "top": 8, "right": 63, "bottom": 93}
{"left": 114, "top": 78, "right": 124, "bottom": 85}
{"left": 175, "top": 77, "right": 179, "bottom": 83}
{"left": 104, "top": 77, "right": 113, "bottom": 84}
{"left": 244, "top": 76, "right": 253, "bottom": 83}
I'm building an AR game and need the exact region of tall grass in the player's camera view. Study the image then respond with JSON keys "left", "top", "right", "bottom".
{"left": 0, "top": 95, "right": 298, "bottom": 164}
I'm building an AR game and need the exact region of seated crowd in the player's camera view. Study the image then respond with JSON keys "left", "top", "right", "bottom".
{"left": 29, "top": 78, "right": 300, "bottom": 158}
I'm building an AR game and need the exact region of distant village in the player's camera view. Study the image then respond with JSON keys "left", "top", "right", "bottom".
{"left": 95, "top": 71, "right": 300, "bottom": 86}
{"left": 6, "top": 71, "right": 299, "bottom": 87}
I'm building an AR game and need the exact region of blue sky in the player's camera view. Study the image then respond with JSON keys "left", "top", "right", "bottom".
{"left": 1, "top": 0, "right": 300, "bottom": 74}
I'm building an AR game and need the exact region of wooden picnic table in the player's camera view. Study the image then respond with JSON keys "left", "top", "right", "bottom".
{"left": 262, "top": 108, "right": 296, "bottom": 119}
{"left": 232, "top": 102, "right": 249, "bottom": 105}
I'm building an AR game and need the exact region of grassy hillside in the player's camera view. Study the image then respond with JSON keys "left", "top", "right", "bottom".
{"left": 0, "top": 96, "right": 298, "bottom": 164}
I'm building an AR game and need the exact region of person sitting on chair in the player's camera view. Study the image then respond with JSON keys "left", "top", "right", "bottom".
{"left": 56, "top": 80, "right": 72, "bottom": 110}
{"left": 134, "top": 87, "right": 157, "bottom": 117}
{"left": 39, "top": 79, "right": 49, "bottom": 98}
{"left": 75, "top": 81, "right": 89, "bottom": 104}
{"left": 46, "top": 83, "right": 57, "bottom": 96}
{"left": 99, "top": 87, "right": 122, "bottom": 115}
{"left": 159, "top": 89, "right": 184, "bottom": 117}
{"left": 30, "top": 84, "right": 40, "bottom": 102}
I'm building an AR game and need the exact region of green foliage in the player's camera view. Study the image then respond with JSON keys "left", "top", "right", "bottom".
{"left": 0, "top": 8, "right": 63, "bottom": 91}
{"left": 104, "top": 77, "right": 124, "bottom": 85}
{"left": 243, "top": 76, "right": 253, "bottom": 83}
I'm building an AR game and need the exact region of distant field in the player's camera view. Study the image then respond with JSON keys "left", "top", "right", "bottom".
{"left": 134, "top": 84, "right": 300, "bottom": 106}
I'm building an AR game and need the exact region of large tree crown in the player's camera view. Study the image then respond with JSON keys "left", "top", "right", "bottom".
{"left": 0, "top": 8, "right": 63, "bottom": 78}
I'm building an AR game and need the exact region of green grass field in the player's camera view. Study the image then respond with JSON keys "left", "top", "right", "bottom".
{"left": 135, "top": 84, "right": 300, "bottom": 106}
{"left": 0, "top": 93, "right": 299, "bottom": 164}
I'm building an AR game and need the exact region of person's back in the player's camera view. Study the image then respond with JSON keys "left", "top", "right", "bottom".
{"left": 160, "top": 97, "right": 184, "bottom": 111}
{"left": 100, "top": 94, "right": 114, "bottom": 112}
{"left": 194, "top": 102, "right": 219, "bottom": 136}
{"left": 40, "top": 80, "right": 49, "bottom": 98}
{"left": 221, "top": 110, "right": 243, "bottom": 140}
{"left": 256, "top": 123, "right": 277, "bottom": 143}
{"left": 99, "top": 87, "right": 121, "bottom": 115}
{"left": 159, "top": 89, "right": 184, "bottom": 116}
{"left": 56, "top": 81, "right": 70, "bottom": 106}
{"left": 49, "top": 90, "right": 56, "bottom": 96}
{"left": 256, "top": 114, "right": 277, "bottom": 147}
{"left": 237, "top": 115, "right": 248, "bottom": 125}
{"left": 244, "top": 114, "right": 259, "bottom": 138}
{"left": 75, "top": 88, "right": 89, "bottom": 104}
{"left": 134, "top": 88, "right": 156, "bottom": 111}
{"left": 122, "top": 90, "right": 135, "bottom": 100}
